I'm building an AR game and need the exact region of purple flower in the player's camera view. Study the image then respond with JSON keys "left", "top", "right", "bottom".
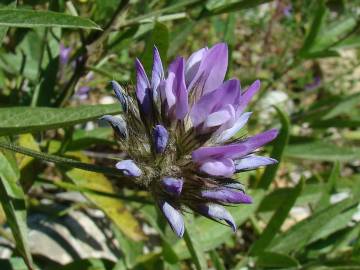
{"left": 60, "top": 43, "right": 72, "bottom": 65}
{"left": 305, "top": 76, "right": 321, "bottom": 91}
{"left": 115, "top": 160, "right": 142, "bottom": 177}
{"left": 161, "top": 177, "right": 183, "bottom": 196}
{"left": 153, "top": 125, "right": 169, "bottom": 153}
{"left": 100, "top": 115, "right": 127, "bottom": 139}
{"left": 100, "top": 43, "right": 278, "bottom": 237}
{"left": 160, "top": 56, "right": 188, "bottom": 120}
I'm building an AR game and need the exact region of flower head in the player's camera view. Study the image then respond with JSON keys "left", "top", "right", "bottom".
{"left": 101, "top": 44, "right": 278, "bottom": 237}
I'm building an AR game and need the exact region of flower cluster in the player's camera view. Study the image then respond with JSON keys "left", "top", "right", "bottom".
{"left": 101, "top": 43, "right": 278, "bottom": 237}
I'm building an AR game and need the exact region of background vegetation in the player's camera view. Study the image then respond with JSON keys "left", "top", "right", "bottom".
{"left": 0, "top": 0, "right": 360, "bottom": 269}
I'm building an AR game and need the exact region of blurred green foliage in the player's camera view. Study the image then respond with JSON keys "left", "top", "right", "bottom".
{"left": 0, "top": 0, "right": 359, "bottom": 269}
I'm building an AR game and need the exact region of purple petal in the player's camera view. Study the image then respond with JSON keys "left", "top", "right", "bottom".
{"left": 190, "top": 79, "right": 241, "bottom": 128}
{"left": 189, "top": 43, "right": 228, "bottom": 95}
{"left": 161, "top": 177, "right": 183, "bottom": 196}
{"left": 235, "top": 155, "right": 278, "bottom": 171}
{"left": 151, "top": 46, "right": 164, "bottom": 99}
{"left": 60, "top": 44, "right": 71, "bottom": 65}
{"left": 153, "top": 125, "right": 169, "bottom": 153}
{"left": 162, "top": 57, "right": 188, "bottom": 120}
{"left": 192, "top": 129, "right": 278, "bottom": 162}
{"left": 201, "top": 188, "right": 252, "bottom": 204}
{"left": 100, "top": 115, "right": 127, "bottom": 139}
{"left": 185, "top": 47, "right": 208, "bottom": 86}
{"left": 135, "top": 58, "right": 152, "bottom": 114}
{"left": 215, "top": 112, "right": 252, "bottom": 143}
{"left": 159, "top": 201, "right": 185, "bottom": 237}
{"left": 203, "top": 105, "right": 235, "bottom": 129}
{"left": 196, "top": 204, "right": 236, "bottom": 231}
{"left": 237, "top": 80, "right": 260, "bottom": 114}
{"left": 115, "top": 160, "right": 142, "bottom": 177}
{"left": 199, "top": 158, "right": 235, "bottom": 177}
{"left": 111, "top": 80, "right": 128, "bottom": 112}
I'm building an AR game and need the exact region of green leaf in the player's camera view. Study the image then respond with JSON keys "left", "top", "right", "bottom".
{"left": 0, "top": 138, "right": 33, "bottom": 269}
{"left": 53, "top": 259, "right": 114, "bottom": 270}
{"left": 298, "top": 0, "right": 327, "bottom": 57}
{"left": 206, "top": 0, "right": 275, "bottom": 15}
{"left": 250, "top": 180, "right": 303, "bottom": 255}
{"left": 0, "top": 104, "right": 121, "bottom": 136}
{"left": 322, "top": 92, "right": 360, "bottom": 120}
{"left": 0, "top": 1, "right": 16, "bottom": 43}
{"left": 269, "top": 197, "right": 358, "bottom": 253}
{"left": 111, "top": 224, "right": 143, "bottom": 269}
{"left": 258, "top": 106, "right": 290, "bottom": 189}
{"left": 65, "top": 153, "right": 145, "bottom": 241}
{"left": 310, "top": 17, "right": 357, "bottom": 52}
{"left": 0, "top": 9, "right": 101, "bottom": 30}
{"left": 284, "top": 141, "right": 360, "bottom": 161}
{"left": 209, "top": 250, "right": 226, "bottom": 270}
{"left": 315, "top": 162, "right": 340, "bottom": 212}
{"left": 183, "top": 215, "right": 207, "bottom": 270}
{"left": 255, "top": 252, "right": 299, "bottom": 268}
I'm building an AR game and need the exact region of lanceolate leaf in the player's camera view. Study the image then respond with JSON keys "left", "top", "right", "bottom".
{"left": 183, "top": 215, "right": 207, "bottom": 270}
{"left": 0, "top": 9, "right": 101, "bottom": 30}
{"left": 250, "top": 180, "right": 303, "bottom": 255}
{"left": 268, "top": 197, "right": 359, "bottom": 253}
{"left": 0, "top": 137, "right": 33, "bottom": 269}
{"left": 258, "top": 106, "right": 290, "bottom": 189}
{"left": 0, "top": 104, "right": 121, "bottom": 136}
{"left": 206, "top": 0, "right": 275, "bottom": 15}
{"left": 285, "top": 141, "right": 360, "bottom": 162}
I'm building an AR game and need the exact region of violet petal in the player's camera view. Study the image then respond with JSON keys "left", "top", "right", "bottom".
{"left": 192, "top": 129, "right": 279, "bottom": 162}
{"left": 215, "top": 112, "right": 252, "bottom": 143}
{"left": 159, "top": 201, "right": 185, "bottom": 237}
{"left": 111, "top": 80, "right": 128, "bottom": 112}
{"left": 153, "top": 125, "right": 169, "bottom": 153}
{"left": 185, "top": 47, "right": 208, "bottom": 86}
{"left": 162, "top": 57, "right": 188, "bottom": 120}
{"left": 189, "top": 43, "right": 228, "bottom": 95}
{"left": 100, "top": 115, "right": 127, "bottom": 139}
{"left": 190, "top": 79, "right": 241, "bottom": 129}
{"left": 197, "top": 204, "right": 236, "bottom": 231}
{"left": 161, "top": 177, "right": 183, "bottom": 196}
{"left": 237, "top": 80, "right": 260, "bottom": 114}
{"left": 115, "top": 160, "right": 142, "bottom": 177}
{"left": 199, "top": 158, "right": 235, "bottom": 177}
{"left": 151, "top": 46, "right": 164, "bottom": 99}
{"left": 135, "top": 58, "right": 152, "bottom": 114}
{"left": 201, "top": 188, "right": 252, "bottom": 204}
{"left": 235, "top": 155, "right": 278, "bottom": 171}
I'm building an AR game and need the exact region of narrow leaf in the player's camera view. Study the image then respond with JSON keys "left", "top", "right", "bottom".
{"left": 183, "top": 215, "right": 207, "bottom": 270}
{"left": 250, "top": 180, "right": 303, "bottom": 255}
{"left": 0, "top": 138, "right": 33, "bottom": 269}
{"left": 258, "top": 106, "right": 290, "bottom": 189}
{"left": 315, "top": 162, "right": 340, "bottom": 212}
{"left": 0, "top": 9, "right": 101, "bottom": 30}
{"left": 0, "top": 104, "right": 121, "bottom": 136}
{"left": 269, "top": 197, "right": 358, "bottom": 253}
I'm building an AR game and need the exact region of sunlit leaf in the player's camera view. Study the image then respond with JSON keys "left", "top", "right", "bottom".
{"left": 0, "top": 9, "right": 101, "bottom": 30}
{"left": 0, "top": 104, "right": 121, "bottom": 136}
{"left": 0, "top": 137, "right": 33, "bottom": 269}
